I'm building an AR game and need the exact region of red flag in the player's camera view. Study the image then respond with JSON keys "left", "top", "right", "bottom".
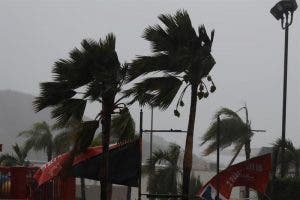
{"left": 196, "top": 154, "right": 271, "bottom": 200}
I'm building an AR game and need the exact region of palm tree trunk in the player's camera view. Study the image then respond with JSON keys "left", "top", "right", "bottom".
{"left": 101, "top": 97, "right": 114, "bottom": 200}
{"left": 47, "top": 145, "right": 53, "bottom": 162}
{"left": 244, "top": 106, "right": 251, "bottom": 199}
{"left": 227, "top": 145, "right": 243, "bottom": 167}
{"left": 80, "top": 177, "right": 86, "bottom": 200}
{"left": 244, "top": 139, "right": 251, "bottom": 199}
{"left": 182, "top": 84, "right": 198, "bottom": 200}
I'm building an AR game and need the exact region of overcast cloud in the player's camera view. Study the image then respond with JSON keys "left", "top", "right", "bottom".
{"left": 0, "top": 0, "right": 299, "bottom": 158}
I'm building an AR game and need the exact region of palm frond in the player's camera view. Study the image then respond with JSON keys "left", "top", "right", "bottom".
{"left": 0, "top": 154, "right": 19, "bottom": 166}
{"left": 213, "top": 107, "right": 243, "bottom": 122}
{"left": 51, "top": 99, "right": 86, "bottom": 128}
{"left": 143, "top": 24, "right": 173, "bottom": 53}
{"left": 33, "top": 82, "right": 76, "bottom": 112}
{"left": 144, "top": 144, "right": 180, "bottom": 196}
{"left": 127, "top": 53, "right": 171, "bottom": 82}
{"left": 12, "top": 144, "right": 23, "bottom": 160}
{"left": 19, "top": 121, "right": 52, "bottom": 152}
{"left": 52, "top": 58, "right": 92, "bottom": 88}
{"left": 84, "top": 80, "right": 106, "bottom": 101}
{"left": 144, "top": 143, "right": 180, "bottom": 173}
{"left": 201, "top": 117, "right": 248, "bottom": 155}
{"left": 125, "top": 76, "right": 182, "bottom": 109}
{"left": 99, "top": 33, "right": 116, "bottom": 52}
{"left": 0, "top": 143, "right": 30, "bottom": 166}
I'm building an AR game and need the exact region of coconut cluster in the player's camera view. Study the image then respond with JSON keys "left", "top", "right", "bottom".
{"left": 174, "top": 75, "right": 216, "bottom": 117}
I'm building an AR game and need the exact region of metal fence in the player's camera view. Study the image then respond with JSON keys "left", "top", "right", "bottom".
{"left": 0, "top": 166, "right": 75, "bottom": 200}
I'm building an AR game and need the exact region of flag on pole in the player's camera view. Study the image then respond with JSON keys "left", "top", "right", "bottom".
{"left": 196, "top": 154, "right": 271, "bottom": 200}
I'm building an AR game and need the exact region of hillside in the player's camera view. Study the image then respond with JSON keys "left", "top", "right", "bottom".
{"left": 0, "top": 90, "right": 52, "bottom": 154}
{"left": 0, "top": 89, "right": 209, "bottom": 169}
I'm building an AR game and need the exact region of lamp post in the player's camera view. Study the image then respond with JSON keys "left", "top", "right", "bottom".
{"left": 270, "top": 0, "right": 297, "bottom": 178}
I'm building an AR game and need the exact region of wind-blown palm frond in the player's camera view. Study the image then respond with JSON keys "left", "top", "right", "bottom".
{"left": 0, "top": 144, "right": 30, "bottom": 167}
{"left": 51, "top": 98, "right": 86, "bottom": 128}
{"left": 33, "top": 82, "right": 77, "bottom": 112}
{"left": 201, "top": 117, "right": 249, "bottom": 155}
{"left": 0, "top": 154, "right": 20, "bottom": 166}
{"left": 19, "top": 121, "right": 75, "bottom": 161}
{"left": 213, "top": 107, "right": 243, "bottom": 122}
{"left": 125, "top": 76, "right": 182, "bottom": 109}
{"left": 19, "top": 121, "right": 53, "bottom": 152}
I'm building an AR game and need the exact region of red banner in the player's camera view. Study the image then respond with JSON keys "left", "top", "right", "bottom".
{"left": 196, "top": 154, "right": 271, "bottom": 200}
{"left": 34, "top": 142, "right": 120, "bottom": 186}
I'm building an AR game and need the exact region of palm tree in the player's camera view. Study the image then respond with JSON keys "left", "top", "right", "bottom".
{"left": 33, "top": 34, "right": 131, "bottom": 200}
{"left": 144, "top": 144, "right": 181, "bottom": 199}
{"left": 125, "top": 10, "right": 216, "bottom": 198}
{"left": 201, "top": 107, "right": 254, "bottom": 199}
{"left": 201, "top": 107, "right": 253, "bottom": 166}
{"left": 19, "top": 121, "right": 71, "bottom": 161}
{"left": 272, "top": 138, "right": 300, "bottom": 179}
{"left": 0, "top": 144, "right": 30, "bottom": 166}
{"left": 111, "top": 107, "right": 136, "bottom": 200}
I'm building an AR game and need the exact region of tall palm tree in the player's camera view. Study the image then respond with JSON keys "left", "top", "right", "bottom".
{"left": 125, "top": 10, "right": 216, "bottom": 198}
{"left": 144, "top": 144, "right": 181, "bottom": 199}
{"left": 33, "top": 34, "right": 131, "bottom": 200}
{"left": 19, "top": 121, "right": 71, "bottom": 161}
{"left": 272, "top": 138, "right": 300, "bottom": 179}
{"left": 0, "top": 144, "right": 30, "bottom": 166}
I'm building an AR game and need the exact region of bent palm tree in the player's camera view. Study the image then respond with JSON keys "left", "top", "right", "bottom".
{"left": 0, "top": 144, "right": 30, "bottom": 166}
{"left": 201, "top": 107, "right": 254, "bottom": 199}
{"left": 144, "top": 144, "right": 181, "bottom": 199}
{"left": 125, "top": 10, "right": 216, "bottom": 198}
{"left": 19, "top": 121, "right": 71, "bottom": 161}
{"left": 33, "top": 34, "right": 131, "bottom": 200}
{"left": 201, "top": 107, "right": 253, "bottom": 166}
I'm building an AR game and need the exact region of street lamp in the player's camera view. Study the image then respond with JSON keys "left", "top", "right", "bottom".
{"left": 270, "top": 0, "right": 297, "bottom": 178}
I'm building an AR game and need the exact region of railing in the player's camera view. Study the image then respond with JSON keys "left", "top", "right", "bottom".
{"left": 0, "top": 166, "right": 75, "bottom": 200}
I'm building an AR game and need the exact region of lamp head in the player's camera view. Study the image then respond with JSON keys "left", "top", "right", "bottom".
{"left": 270, "top": 0, "right": 298, "bottom": 20}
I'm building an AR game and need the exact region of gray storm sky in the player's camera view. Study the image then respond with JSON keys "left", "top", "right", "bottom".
{"left": 0, "top": 0, "right": 299, "bottom": 157}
